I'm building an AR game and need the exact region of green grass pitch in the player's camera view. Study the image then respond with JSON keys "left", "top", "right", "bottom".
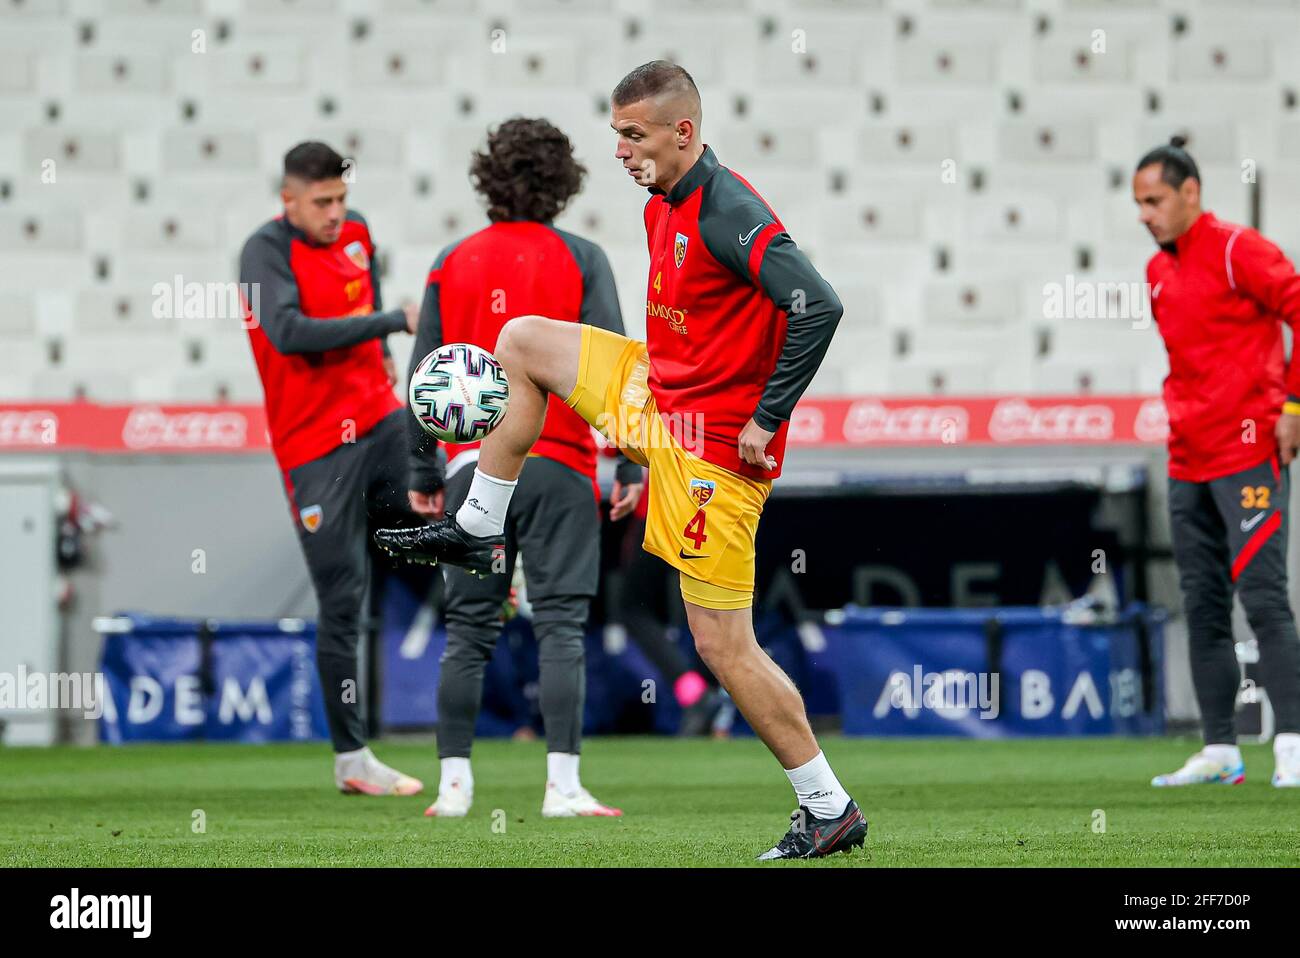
{"left": 3, "top": 736, "right": 1298, "bottom": 867}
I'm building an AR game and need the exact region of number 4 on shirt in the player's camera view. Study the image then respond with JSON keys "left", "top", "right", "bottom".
{"left": 683, "top": 508, "right": 708, "bottom": 550}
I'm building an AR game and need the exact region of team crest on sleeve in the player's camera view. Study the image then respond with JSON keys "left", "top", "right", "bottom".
{"left": 299, "top": 504, "right": 323, "bottom": 532}
{"left": 344, "top": 240, "right": 369, "bottom": 270}
{"left": 689, "top": 478, "right": 716, "bottom": 507}
{"left": 674, "top": 232, "right": 689, "bottom": 268}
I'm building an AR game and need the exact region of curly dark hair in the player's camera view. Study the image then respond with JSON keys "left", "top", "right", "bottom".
{"left": 470, "top": 117, "right": 587, "bottom": 223}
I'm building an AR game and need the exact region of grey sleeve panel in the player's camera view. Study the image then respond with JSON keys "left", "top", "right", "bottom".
{"left": 406, "top": 279, "right": 445, "bottom": 492}
{"left": 348, "top": 210, "right": 383, "bottom": 313}
{"left": 751, "top": 234, "right": 843, "bottom": 431}
{"left": 695, "top": 176, "right": 774, "bottom": 286}
{"left": 357, "top": 215, "right": 392, "bottom": 357}
{"left": 552, "top": 227, "right": 625, "bottom": 334}
{"left": 696, "top": 176, "right": 842, "bottom": 431}
{"left": 238, "top": 225, "right": 406, "bottom": 355}
{"left": 614, "top": 454, "right": 644, "bottom": 485}
{"left": 406, "top": 242, "right": 460, "bottom": 493}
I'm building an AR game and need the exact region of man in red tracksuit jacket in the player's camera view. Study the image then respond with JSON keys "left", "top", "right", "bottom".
{"left": 1135, "top": 137, "right": 1300, "bottom": 788}
{"left": 239, "top": 141, "right": 425, "bottom": 797}
{"left": 406, "top": 118, "right": 642, "bottom": 819}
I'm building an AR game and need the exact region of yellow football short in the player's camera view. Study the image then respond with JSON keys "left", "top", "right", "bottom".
{"left": 564, "top": 325, "right": 771, "bottom": 611}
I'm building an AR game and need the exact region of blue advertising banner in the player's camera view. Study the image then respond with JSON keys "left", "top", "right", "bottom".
{"left": 378, "top": 572, "right": 685, "bottom": 736}
{"left": 822, "top": 605, "right": 1164, "bottom": 736}
{"left": 97, "top": 614, "right": 329, "bottom": 744}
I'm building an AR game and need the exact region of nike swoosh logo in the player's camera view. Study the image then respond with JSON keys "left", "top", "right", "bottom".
{"left": 678, "top": 550, "right": 708, "bottom": 560}
{"left": 1241, "top": 512, "right": 1268, "bottom": 532}
{"left": 813, "top": 811, "right": 862, "bottom": 853}
{"left": 738, "top": 224, "right": 763, "bottom": 245}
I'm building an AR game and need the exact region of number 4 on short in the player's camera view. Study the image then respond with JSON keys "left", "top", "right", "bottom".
{"left": 683, "top": 508, "right": 708, "bottom": 550}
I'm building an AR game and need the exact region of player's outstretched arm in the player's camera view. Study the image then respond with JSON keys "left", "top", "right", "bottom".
{"left": 239, "top": 231, "right": 411, "bottom": 355}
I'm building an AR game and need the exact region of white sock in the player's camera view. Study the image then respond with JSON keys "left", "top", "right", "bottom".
{"left": 547, "top": 752, "right": 580, "bottom": 794}
{"left": 440, "top": 756, "right": 473, "bottom": 795}
{"left": 455, "top": 468, "right": 517, "bottom": 537}
{"left": 1275, "top": 732, "right": 1300, "bottom": 760}
{"left": 784, "top": 750, "right": 850, "bottom": 819}
{"left": 1202, "top": 744, "right": 1242, "bottom": 766}
{"left": 335, "top": 746, "right": 369, "bottom": 767}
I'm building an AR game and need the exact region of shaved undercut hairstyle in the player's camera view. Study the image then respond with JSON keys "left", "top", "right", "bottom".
{"left": 611, "top": 60, "right": 701, "bottom": 119}
{"left": 283, "top": 140, "right": 346, "bottom": 184}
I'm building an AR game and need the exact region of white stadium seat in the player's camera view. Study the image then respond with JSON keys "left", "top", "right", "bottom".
{"left": 74, "top": 289, "right": 174, "bottom": 335}
{"left": 858, "top": 123, "right": 958, "bottom": 166}
{"left": 0, "top": 211, "right": 82, "bottom": 252}
{"left": 1172, "top": 33, "right": 1271, "bottom": 83}
{"left": 1136, "top": 120, "right": 1238, "bottom": 164}
{"left": 105, "top": 0, "right": 202, "bottom": 14}
{"left": 998, "top": 120, "right": 1095, "bottom": 164}
{"left": 0, "top": 293, "right": 37, "bottom": 336}
{"left": 59, "top": 334, "right": 193, "bottom": 380}
{"left": 896, "top": 40, "right": 998, "bottom": 86}
{"left": 171, "top": 370, "right": 264, "bottom": 404}
{"left": 161, "top": 131, "right": 261, "bottom": 174}
{"left": 1034, "top": 39, "right": 1134, "bottom": 84}
{"left": 922, "top": 280, "right": 1021, "bottom": 326}
{"left": 74, "top": 54, "right": 169, "bottom": 95}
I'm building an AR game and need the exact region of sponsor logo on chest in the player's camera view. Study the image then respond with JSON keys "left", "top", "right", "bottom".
{"left": 646, "top": 300, "right": 689, "bottom": 336}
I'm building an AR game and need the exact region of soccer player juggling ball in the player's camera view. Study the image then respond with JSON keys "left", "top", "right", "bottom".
{"left": 378, "top": 62, "right": 868, "bottom": 859}
{"left": 1135, "top": 137, "right": 1300, "bottom": 788}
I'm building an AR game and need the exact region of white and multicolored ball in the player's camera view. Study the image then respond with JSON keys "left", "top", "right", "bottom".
{"left": 407, "top": 343, "right": 510, "bottom": 444}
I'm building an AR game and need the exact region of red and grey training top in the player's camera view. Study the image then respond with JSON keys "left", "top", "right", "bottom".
{"left": 239, "top": 210, "right": 405, "bottom": 472}
{"left": 407, "top": 220, "right": 641, "bottom": 492}
{"left": 1147, "top": 210, "right": 1300, "bottom": 482}
{"left": 642, "top": 145, "right": 843, "bottom": 481}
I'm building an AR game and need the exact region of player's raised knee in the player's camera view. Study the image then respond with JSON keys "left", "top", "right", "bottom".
{"left": 496, "top": 314, "right": 557, "bottom": 358}
{"left": 495, "top": 314, "right": 581, "bottom": 397}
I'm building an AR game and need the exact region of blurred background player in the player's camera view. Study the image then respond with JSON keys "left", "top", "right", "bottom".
{"left": 407, "top": 118, "right": 643, "bottom": 818}
{"left": 239, "top": 141, "right": 425, "bottom": 796}
{"left": 378, "top": 62, "right": 866, "bottom": 859}
{"left": 1136, "top": 138, "right": 1300, "bottom": 788}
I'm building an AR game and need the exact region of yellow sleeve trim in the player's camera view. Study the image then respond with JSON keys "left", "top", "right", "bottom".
{"left": 1283, "top": 401, "right": 1300, "bottom": 416}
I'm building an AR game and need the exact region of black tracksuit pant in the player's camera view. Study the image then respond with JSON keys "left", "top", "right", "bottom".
{"left": 435, "top": 455, "right": 599, "bottom": 758}
{"left": 283, "top": 409, "right": 421, "bottom": 752}
{"left": 1169, "top": 453, "right": 1300, "bottom": 743}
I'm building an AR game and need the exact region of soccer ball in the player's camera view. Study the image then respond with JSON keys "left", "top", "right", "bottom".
{"left": 408, "top": 343, "right": 510, "bottom": 443}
